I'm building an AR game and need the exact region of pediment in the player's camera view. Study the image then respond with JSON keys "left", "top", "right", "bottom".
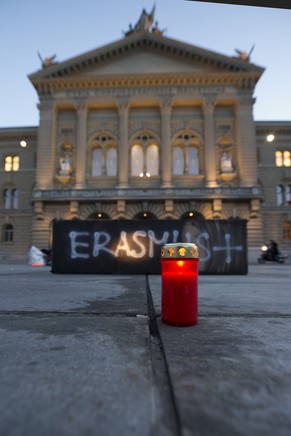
{"left": 29, "top": 31, "right": 264, "bottom": 83}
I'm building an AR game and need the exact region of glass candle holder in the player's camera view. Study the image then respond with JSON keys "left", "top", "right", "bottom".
{"left": 161, "top": 243, "right": 199, "bottom": 326}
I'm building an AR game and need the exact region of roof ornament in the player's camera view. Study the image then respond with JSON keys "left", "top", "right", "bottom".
{"left": 234, "top": 44, "right": 255, "bottom": 62}
{"left": 124, "top": 4, "right": 165, "bottom": 37}
{"left": 37, "top": 52, "right": 58, "bottom": 69}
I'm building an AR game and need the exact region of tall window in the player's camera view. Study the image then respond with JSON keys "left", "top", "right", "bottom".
{"left": 173, "top": 147, "right": 184, "bottom": 175}
{"left": 2, "top": 224, "right": 13, "bottom": 242}
{"left": 106, "top": 148, "right": 117, "bottom": 176}
{"left": 275, "top": 151, "right": 283, "bottom": 167}
{"left": 131, "top": 144, "right": 144, "bottom": 176}
{"left": 4, "top": 155, "right": 19, "bottom": 172}
{"left": 286, "top": 185, "right": 291, "bottom": 204}
{"left": 130, "top": 132, "right": 159, "bottom": 177}
{"left": 172, "top": 131, "right": 200, "bottom": 176}
{"left": 91, "top": 133, "right": 117, "bottom": 177}
{"left": 283, "top": 221, "right": 291, "bottom": 240}
{"left": 275, "top": 150, "right": 291, "bottom": 167}
{"left": 276, "top": 185, "right": 284, "bottom": 206}
{"left": 92, "top": 148, "right": 103, "bottom": 176}
{"left": 3, "top": 188, "right": 18, "bottom": 209}
{"left": 283, "top": 151, "right": 291, "bottom": 167}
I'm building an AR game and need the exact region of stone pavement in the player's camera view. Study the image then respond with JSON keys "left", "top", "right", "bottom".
{"left": 0, "top": 263, "right": 291, "bottom": 436}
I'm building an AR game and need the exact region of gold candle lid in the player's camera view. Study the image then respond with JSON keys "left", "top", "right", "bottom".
{"left": 161, "top": 243, "right": 199, "bottom": 259}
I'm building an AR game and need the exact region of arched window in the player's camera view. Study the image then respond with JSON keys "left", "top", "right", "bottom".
{"left": 172, "top": 131, "right": 200, "bottom": 176}
{"left": 106, "top": 148, "right": 117, "bottom": 176}
{"left": 2, "top": 224, "right": 13, "bottom": 242}
{"left": 173, "top": 147, "right": 184, "bottom": 175}
{"left": 130, "top": 132, "right": 159, "bottom": 177}
{"left": 276, "top": 185, "right": 284, "bottom": 206}
{"left": 90, "top": 133, "right": 117, "bottom": 177}
{"left": 92, "top": 148, "right": 103, "bottom": 176}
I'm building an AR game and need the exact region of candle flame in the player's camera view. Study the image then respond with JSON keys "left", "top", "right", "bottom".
{"left": 177, "top": 260, "right": 184, "bottom": 267}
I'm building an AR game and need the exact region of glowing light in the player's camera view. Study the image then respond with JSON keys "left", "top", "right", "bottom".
{"left": 177, "top": 260, "right": 184, "bottom": 267}
{"left": 20, "top": 140, "right": 27, "bottom": 147}
{"left": 266, "top": 134, "right": 275, "bottom": 142}
{"left": 189, "top": 212, "right": 194, "bottom": 217}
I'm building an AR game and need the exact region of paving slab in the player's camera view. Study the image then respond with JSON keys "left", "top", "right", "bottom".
{"left": 0, "top": 266, "right": 176, "bottom": 436}
{"left": 1, "top": 263, "right": 291, "bottom": 436}
{"left": 148, "top": 264, "right": 291, "bottom": 436}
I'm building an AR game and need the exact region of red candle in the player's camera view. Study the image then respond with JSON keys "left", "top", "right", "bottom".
{"left": 161, "top": 243, "right": 199, "bottom": 326}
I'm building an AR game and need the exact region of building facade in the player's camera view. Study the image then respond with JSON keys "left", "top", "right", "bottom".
{"left": 1, "top": 12, "right": 291, "bottom": 262}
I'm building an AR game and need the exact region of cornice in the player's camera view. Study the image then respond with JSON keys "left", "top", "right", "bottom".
{"left": 28, "top": 31, "right": 264, "bottom": 82}
{"left": 0, "top": 126, "right": 38, "bottom": 140}
{"left": 31, "top": 71, "right": 262, "bottom": 95}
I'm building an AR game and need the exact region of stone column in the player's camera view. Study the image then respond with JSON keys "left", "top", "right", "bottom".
{"left": 235, "top": 96, "right": 258, "bottom": 187}
{"left": 117, "top": 99, "right": 129, "bottom": 189}
{"left": 36, "top": 99, "right": 57, "bottom": 189}
{"left": 75, "top": 102, "right": 88, "bottom": 189}
{"left": 160, "top": 97, "right": 172, "bottom": 188}
{"left": 203, "top": 99, "right": 217, "bottom": 187}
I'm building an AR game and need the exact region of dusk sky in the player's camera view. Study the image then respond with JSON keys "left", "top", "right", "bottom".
{"left": 1, "top": 0, "right": 290, "bottom": 128}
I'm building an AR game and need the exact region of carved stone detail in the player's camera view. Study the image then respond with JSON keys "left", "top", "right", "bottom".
{"left": 128, "top": 120, "right": 160, "bottom": 137}
{"left": 87, "top": 122, "right": 119, "bottom": 138}
{"left": 171, "top": 121, "right": 203, "bottom": 136}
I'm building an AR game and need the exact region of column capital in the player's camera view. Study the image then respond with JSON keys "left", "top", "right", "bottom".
{"left": 37, "top": 100, "right": 57, "bottom": 113}
{"left": 159, "top": 97, "right": 173, "bottom": 115}
{"left": 235, "top": 96, "right": 256, "bottom": 111}
{"left": 116, "top": 98, "right": 130, "bottom": 115}
{"left": 202, "top": 98, "right": 216, "bottom": 114}
{"left": 74, "top": 100, "right": 88, "bottom": 114}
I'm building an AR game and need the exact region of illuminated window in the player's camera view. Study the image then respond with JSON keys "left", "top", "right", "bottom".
{"left": 283, "top": 151, "right": 291, "bottom": 167}
{"left": 130, "top": 132, "right": 159, "bottom": 177}
{"left": 4, "top": 155, "right": 19, "bottom": 172}
{"left": 276, "top": 185, "right": 284, "bottom": 206}
{"left": 173, "top": 147, "right": 184, "bottom": 175}
{"left": 146, "top": 144, "right": 159, "bottom": 176}
{"left": 172, "top": 131, "right": 200, "bottom": 176}
{"left": 275, "top": 150, "right": 291, "bottom": 167}
{"left": 2, "top": 224, "right": 13, "bottom": 242}
{"left": 92, "top": 148, "right": 103, "bottom": 176}
{"left": 275, "top": 151, "right": 283, "bottom": 167}
{"left": 106, "top": 148, "right": 117, "bottom": 176}
{"left": 187, "top": 147, "right": 199, "bottom": 175}
{"left": 91, "top": 133, "right": 117, "bottom": 177}
{"left": 131, "top": 144, "right": 144, "bottom": 176}
{"left": 4, "top": 156, "right": 12, "bottom": 171}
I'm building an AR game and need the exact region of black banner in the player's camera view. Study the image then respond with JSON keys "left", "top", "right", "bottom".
{"left": 52, "top": 219, "right": 248, "bottom": 275}
{"left": 184, "top": 0, "right": 291, "bottom": 9}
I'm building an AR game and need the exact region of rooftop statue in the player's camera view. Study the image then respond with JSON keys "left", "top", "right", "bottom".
{"left": 37, "top": 52, "right": 58, "bottom": 69}
{"left": 124, "top": 5, "right": 165, "bottom": 37}
{"left": 234, "top": 44, "right": 255, "bottom": 62}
